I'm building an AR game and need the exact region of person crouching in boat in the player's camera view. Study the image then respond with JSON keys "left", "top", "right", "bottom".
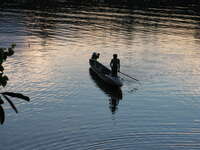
{"left": 110, "top": 54, "right": 120, "bottom": 77}
{"left": 91, "top": 52, "right": 100, "bottom": 60}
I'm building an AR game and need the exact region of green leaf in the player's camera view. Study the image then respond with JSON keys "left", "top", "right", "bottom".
{"left": 2, "top": 75, "right": 8, "bottom": 81}
{"left": 0, "top": 65, "right": 4, "bottom": 72}
{"left": 3, "top": 53, "right": 7, "bottom": 61}
{"left": 0, "top": 105, "right": 5, "bottom": 124}
{"left": 1, "top": 80, "right": 7, "bottom": 87}
{"left": 2, "top": 92, "right": 30, "bottom": 101}
{"left": 7, "top": 49, "right": 14, "bottom": 56}
{"left": 2, "top": 95, "right": 18, "bottom": 113}
{"left": 0, "top": 48, "right": 6, "bottom": 51}
{"left": 0, "top": 75, "right": 9, "bottom": 87}
{"left": 11, "top": 43, "right": 16, "bottom": 48}
{"left": 0, "top": 97, "right": 4, "bottom": 104}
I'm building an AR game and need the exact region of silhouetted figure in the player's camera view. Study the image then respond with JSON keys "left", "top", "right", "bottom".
{"left": 91, "top": 52, "right": 100, "bottom": 60}
{"left": 110, "top": 54, "right": 120, "bottom": 77}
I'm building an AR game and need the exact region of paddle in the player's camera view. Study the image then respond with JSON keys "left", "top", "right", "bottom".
{"left": 118, "top": 71, "right": 139, "bottom": 81}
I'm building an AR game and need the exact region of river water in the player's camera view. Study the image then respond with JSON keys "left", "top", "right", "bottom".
{"left": 1, "top": 2, "right": 200, "bottom": 150}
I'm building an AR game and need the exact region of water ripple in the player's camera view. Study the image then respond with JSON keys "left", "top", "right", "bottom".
{"left": 1, "top": 2, "right": 200, "bottom": 150}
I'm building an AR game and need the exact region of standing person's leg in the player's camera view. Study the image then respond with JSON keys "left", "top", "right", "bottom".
{"left": 113, "top": 68, "right": 117, "bottom": 77}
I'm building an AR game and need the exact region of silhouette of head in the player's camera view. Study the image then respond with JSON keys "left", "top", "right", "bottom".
{"left": 113, "top": 54, "right": 117, "bottom": 59}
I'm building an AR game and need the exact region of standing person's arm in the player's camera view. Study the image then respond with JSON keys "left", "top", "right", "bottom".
{"left": 118, "top": 59, "right": 120, "bottom": 71}
{"left": 110, "top": 59, "right": 113, "bottom": 68}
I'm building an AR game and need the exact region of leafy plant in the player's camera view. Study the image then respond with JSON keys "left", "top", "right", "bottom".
{"left": 0, "top": 44, "right": 30, "bottom": 124}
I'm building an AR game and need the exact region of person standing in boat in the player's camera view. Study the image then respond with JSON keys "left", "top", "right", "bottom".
{"left": 110, "top": 54, "right": 120, "bottom": 77}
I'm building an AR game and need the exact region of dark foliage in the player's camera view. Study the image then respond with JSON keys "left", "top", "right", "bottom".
{"left": 1, "top": 0, "right": 200, "bottom": 9}
{"left": 0, "top": 44, "right": 30, "bottom": 124}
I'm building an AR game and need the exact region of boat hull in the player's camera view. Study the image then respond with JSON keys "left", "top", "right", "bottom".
{"left": 89, "top": 59, "right": 123, "bottom": 87}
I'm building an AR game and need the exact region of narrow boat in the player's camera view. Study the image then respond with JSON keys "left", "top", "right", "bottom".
{"left": 89, "top": 68, "right": 123, "bottom": 99}
{"left": 89, "top": 58, "right": 123, "bottom": 87}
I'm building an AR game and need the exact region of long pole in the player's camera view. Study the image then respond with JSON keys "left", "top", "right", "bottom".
{"left": 119, "top": 71, "right": 139, "bottom": 81}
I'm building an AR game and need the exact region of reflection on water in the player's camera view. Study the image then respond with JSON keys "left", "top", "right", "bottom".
{"left": 89, "top": 68, "right": 122, "bottom": 114}
{"left": 1, "top": 1, "right": 200, "bottom": 150}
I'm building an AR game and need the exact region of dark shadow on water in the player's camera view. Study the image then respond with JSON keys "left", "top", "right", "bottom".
{"left": 89, "top": 68, "right": 122, "bottom": 114}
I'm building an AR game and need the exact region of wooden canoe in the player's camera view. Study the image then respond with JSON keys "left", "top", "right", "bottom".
{"left": 89, "top": 59, "right": 123, "bottom": 87}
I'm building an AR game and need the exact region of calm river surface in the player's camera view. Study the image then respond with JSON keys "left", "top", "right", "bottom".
{"left": 1, "top": 2, "right": 200, "bottom": 150}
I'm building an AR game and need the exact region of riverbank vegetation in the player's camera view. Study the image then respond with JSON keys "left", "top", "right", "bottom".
{"left": 1, "top": 0, "right": 200, "bottom": 8}
{"left": 0, "top": 44, "right": 30, "bottom": 124}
